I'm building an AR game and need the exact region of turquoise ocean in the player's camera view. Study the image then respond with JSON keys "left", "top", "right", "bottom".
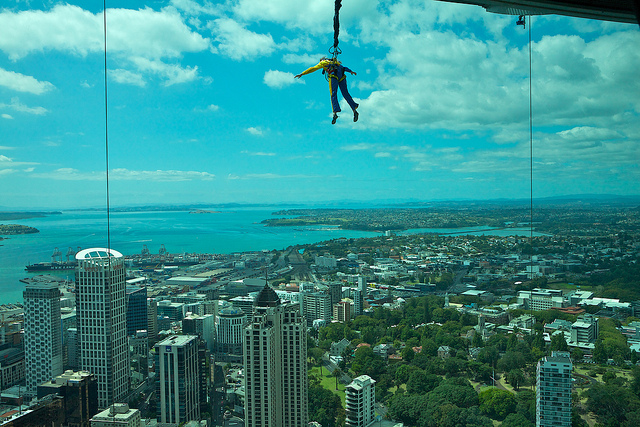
{"left": 0, "top": 208, "right": 545, "bottom": 304}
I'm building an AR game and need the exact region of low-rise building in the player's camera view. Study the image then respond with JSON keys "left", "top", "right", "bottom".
{"left": 90, "top": 403, "right": 141, "bottom": 427}
{"left": 571, "top": 314, "right": 599, "bottom": 344}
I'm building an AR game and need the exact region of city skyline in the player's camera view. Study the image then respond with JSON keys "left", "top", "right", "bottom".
{"left": 1, "top": 0, "right": 638, "bottom": 209}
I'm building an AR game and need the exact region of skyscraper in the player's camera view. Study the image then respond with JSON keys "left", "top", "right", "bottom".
{"left": 244, "top": 284, "right": 308, "bottom": 426}
{"left": 303, "top": 291, "right": 332, "bottom": 327}
{"left": 353, "top": 289, "right": 364, "bottom": 316}
{"left": 76, "top": 248, "right": 128, "bottom": 408}
{"left": 327, "top": 282, "right": 343, "bottom": 307}
{"left": 358, "top": 276, "right": 367, "bottom": 298}
{"left": 23, "top": 281, "right": 63, "bottom": 396}
{"left": 147, "top": 298, "right": 158, "bottom": 345}
{"left": 536, "top": 351, "right": 572, "bottom": 427}
{"left": 215, "top": 307, "right": 246, "bottom": 363}
{"left": 125, "top": 286, "right": 147, "bottom": 336}
{"left": 345, "top": 375, "right": 376, "bottom": 427}
{"left": 155, "top": 335, "right": 200, "bottom": 425}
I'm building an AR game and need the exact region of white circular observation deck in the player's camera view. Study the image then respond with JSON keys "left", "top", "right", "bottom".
{"left": 75, "top": 247, "right": 123, "bottom": 260}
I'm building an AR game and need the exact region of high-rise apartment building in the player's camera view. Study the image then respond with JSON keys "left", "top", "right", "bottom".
{"left": 244, "top": 284, "right": 308, "bottom": 426}
{"left": 327, "top": 282, "right": 343, "bottom": 307}
{"left": 333, "top": 300, "right": 352, "bottom": 323}
{"left": 24, "top": 282, "right": 63, "bottom": 395}
{"left": 358, "top": 276, "right": 367, "bottom": 298}
{"left": 303, "top": 291, "right": 332, "bottom": 327}
{"left": 536, "top": 351, "right": 572, "bottom": 427}
{"left": 147, "top": 298, "right": 158, "bottom": 345}
{"left": 155, "top": 335, "right": 200, "bottom": 425}
{"left": 353, "top": 289, "right": 364, "bottom": 316}
{"left": 76, "top": 248, "right": 128, "bottom": 408}
{"left": 345, "top": 375, "right": 376, "bottom": 427}
{"left": 125, "top": 286, "right": 147, "bottom": 336}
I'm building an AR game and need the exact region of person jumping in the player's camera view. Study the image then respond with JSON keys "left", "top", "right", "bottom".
{"left": 295, "top": 57, "right": 359, "bottom": 124}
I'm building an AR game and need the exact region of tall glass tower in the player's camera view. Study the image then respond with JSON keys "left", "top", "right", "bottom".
{"left": 76, "top": 248, "right": 128, "bottom": 408}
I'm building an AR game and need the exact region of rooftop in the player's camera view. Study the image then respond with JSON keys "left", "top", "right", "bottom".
{"left": 75, "top": 247, "right": 123, "bottom": 260}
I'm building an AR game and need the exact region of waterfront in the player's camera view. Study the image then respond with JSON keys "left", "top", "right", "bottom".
{"left": 0, "top": 208, "right": 548, "bottom": 304}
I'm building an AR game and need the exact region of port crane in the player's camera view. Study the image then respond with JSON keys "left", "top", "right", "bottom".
{"left": 51, "top": 247, "right": 62, "bottom": 263}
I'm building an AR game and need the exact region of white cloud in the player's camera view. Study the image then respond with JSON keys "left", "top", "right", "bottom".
{"left": 0, "top": 97, "right": 48, "bottom": 115}
{"left": 246, "top": 127, "right": 264, "bottom": 136}
{"left": 227, "top": 172, "right": 338, "bottom": 180}
{"left": 263, "top": 70, "right": 299, "bottom": 89}
{"left": 109, "top": 69, "right": 146, "bottom": 87}
{"left": 2, "top": 114, "right": 14, "bottom": 120}
{"left": 0, "top": 154, "right": 38, "bottom": 170}
{"left": 34, "top": 168, "right": 215, "bottom": 182}
{"left": 0, "top": 67, "right": 55, "bottom": 94}
{"left": 350, "top": 3, "right": 640, "bottom": 134}
{"left": 0, "top": 5, "right": 210, "bottom": 85}
{"left": 282, "top": 53, "right": 324, "bottom": 65}
{"left": 129, "top": 57, "right": 199, "bottom": 86}
{"left": 341, "top": 143, "right": 374, "bottom": 151}
{"left": 208, "top": 18, "right": 276, "bottom": 60}
{"left": 241, "top": 150, "right": 275, "bottom": 156}
{"left": 0, "top": 168, "right": 17, "bottom": 176}
{"left": 0, "top": 146, "right": 16, "bottom": 150}
{"left": 194, "top": 104, "right": 220, "bottom": 113}
{"left": 170, "top": 0, "right": 223, "bottom": 17}
{"left": 375, "top": 152, "right": 391, "bottom": 158}
{"left": 232, "top": 0, "right": 378, "bottom": 35}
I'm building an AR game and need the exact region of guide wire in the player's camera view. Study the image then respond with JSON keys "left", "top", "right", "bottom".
{"left": 103, "top": 1, "right": 112, "bottom": 258}
{"left": 528, "top": 17, "right": 534, "bottom": 275}
{"left": 103, "top": 0, "right": 117, "bottom": 412}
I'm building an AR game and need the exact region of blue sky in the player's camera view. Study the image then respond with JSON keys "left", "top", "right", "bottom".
{"left": 0, "top": 0, "right": 638, "bottom": 209}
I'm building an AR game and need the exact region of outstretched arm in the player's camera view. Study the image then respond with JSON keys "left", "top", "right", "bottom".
{"left": 295, "top": 62, "right": 324, "bottom": 79}
{"left": 343, "top": 66, "right": 357, "bottom": 76}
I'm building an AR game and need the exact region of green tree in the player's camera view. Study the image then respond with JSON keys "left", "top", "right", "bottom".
{"left": 501, "top": 412, "right": 534, "bottom": 427}
{"left": 429, "top": 377, "right": 479, "bottom": 408}
{"left": 308, "top": 382, "right": 344, "bottom": 427}
{"left": 549, "top": 332, "right": 569, "bottom": 352}
{"left": 401, "top": 345, "right": 415, "bottom": 363}
{"left": 585, "top": 383, "right": 640, "bottom": 425}
{"left": 506, "top": 369, "right": 525, "bottom": 391}
{"left": 497, "top": 351, "right": 526, "bottom": 373}
{"left": 592, "top": 339, "right": 607, "bottom": 364}
{"left": 406, "top": 370, "right": 441, "bottom": 395}
{"left": 308, "top": 347, "right": 325, "bottom": 366}
{"left": 479, "top": 388, "right": 517, "bottom": 420}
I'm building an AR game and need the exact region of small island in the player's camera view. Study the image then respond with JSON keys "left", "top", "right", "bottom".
{"left": 189, "top": 209, "right": 221, "bottom": 214}
{"left": 0, "top": 224, "right": 40, "bottom": 235}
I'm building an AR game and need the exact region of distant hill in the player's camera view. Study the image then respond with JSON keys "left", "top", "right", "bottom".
{"left": 0, "top": 211, "right": 61, "bottom": 221}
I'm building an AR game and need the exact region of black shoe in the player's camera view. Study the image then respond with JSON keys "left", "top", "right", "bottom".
{"left": 353, "top": 111, "right": 359, "bottom": 122}
{"left": 332, "top": 114, "right": 338, "bottom": 124}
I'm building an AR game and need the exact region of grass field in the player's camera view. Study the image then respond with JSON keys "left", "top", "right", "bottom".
{"left": 310, "top": 366, "right": 347, "bottom": 406}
